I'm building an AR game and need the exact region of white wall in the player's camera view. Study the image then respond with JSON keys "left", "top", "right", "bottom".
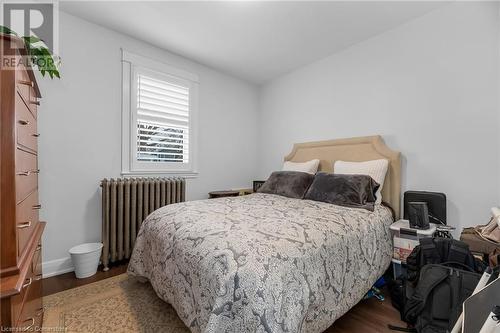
{"left": 37, "top": 12, "right": 259, "bottom": 276}
{"left": 258, "top": 2, "right": 500, "bottom": 234}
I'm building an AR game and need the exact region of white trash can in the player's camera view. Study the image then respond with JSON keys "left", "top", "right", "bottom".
{"left": 69, "top": 243, "right": 103, "bottom": 279}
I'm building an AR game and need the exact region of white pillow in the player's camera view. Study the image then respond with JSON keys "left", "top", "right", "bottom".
{"left": 333, "top": 159, "right": 389, "bottom": 204}
{"left": 282, "top": 159, "right": 320, "bottom": 175}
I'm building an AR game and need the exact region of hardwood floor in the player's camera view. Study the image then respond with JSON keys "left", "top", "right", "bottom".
{"left": 325, "top": 292, "right": 405, "bottom": 333}
{"left": 42, "top": 263, "right": 128, "bottom": 296}
{"left": 42, "top": 264, "right": 406, "bottom": 332}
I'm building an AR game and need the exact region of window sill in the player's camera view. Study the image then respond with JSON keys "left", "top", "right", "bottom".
{"left": 120, "top": 171, "right": 198, "bottom": 178}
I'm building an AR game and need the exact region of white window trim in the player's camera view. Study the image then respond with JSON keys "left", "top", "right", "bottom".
{"left": 121, "top": 50, "right": 199, "bottom": 177}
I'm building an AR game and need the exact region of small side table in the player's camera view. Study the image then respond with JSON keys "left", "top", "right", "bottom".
{"left": 208, "top": 190, "right": 240, "bottom": 199}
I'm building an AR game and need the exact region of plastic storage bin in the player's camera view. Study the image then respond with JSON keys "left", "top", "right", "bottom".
{"left": 390, "top": 219, "right": 437, "bottom": 279}
{"left": 69, "top": 243, "right": 103, "bottom": 278}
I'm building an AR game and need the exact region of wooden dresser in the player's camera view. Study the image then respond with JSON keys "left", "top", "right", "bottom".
{"left": 0, "top": 34, "right": 45, "bottom": 331}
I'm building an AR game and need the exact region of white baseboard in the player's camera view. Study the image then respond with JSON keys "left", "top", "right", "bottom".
{"left": 42, "top": 257, "right": 74, "bottom": 278}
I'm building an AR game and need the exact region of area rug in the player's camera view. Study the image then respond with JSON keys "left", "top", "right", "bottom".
{"left": 43, "top": 274, "right": 189, "bottom": 333}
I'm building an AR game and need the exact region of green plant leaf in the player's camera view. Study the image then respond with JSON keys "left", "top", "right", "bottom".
{"left": 22, "top": 36, "right": 41, "bottom": 44}
{"left": 39, "top": 47, "right": 52, "bottom": 57}
{"left": 30, "top": 48, "right": 44, "bottom": 56}
{"left": 0, "top": 25, "right": 18, "bottom": 36}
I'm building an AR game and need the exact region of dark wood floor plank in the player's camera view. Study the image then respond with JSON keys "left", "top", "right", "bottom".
{"left": 42, "top": 264, "right": 406, "bottom": 332}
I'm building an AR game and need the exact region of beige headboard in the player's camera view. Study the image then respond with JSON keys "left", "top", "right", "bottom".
{"left": 284, "top": 135, "right": 401, "bottom": 218}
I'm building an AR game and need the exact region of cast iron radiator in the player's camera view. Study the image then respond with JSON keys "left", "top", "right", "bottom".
{"left": 100, "top": 177, "right": 185, "bottom": 270}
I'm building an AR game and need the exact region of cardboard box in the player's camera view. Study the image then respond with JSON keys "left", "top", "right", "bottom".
{"left": 393, "top": 236, "right": 419, "bottom": 263}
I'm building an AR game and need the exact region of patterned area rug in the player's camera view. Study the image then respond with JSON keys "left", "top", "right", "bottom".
{"left": 43, "top": 274, "right": 189, "bottom": 333}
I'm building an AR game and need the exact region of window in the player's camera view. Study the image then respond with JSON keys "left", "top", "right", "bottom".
{"left": 122, "top": 51, "right": 198, "bottom": 176}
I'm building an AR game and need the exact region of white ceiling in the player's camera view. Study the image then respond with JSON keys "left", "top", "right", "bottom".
{"left": 60, "top": 1, "right": 445, "bottom": 84}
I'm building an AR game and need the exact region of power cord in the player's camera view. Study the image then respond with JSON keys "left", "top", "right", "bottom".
{"left": 428, "top": 213, "right": 445, "bottom": 225}
{"left": 428, "top": 213, "right": 455, "bottom": 239}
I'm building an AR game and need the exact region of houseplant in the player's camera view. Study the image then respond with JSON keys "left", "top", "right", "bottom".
{"left": 0, "top": 25, "right": 61, "bottom": 79}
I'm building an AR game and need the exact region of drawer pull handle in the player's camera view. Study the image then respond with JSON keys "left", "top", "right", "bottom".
{"left": 32, "top": 133, "right": 40, "bottom": 137}
{"left": 17, "top": 169, "right": 39, "bottom": 176}
{"left": 18, "top": 119, "right": 30, "bottom": 125}
{"left": 30, "top": 100, "right": 40, "bottom": 106}
{"left": 33, "top": 204, "right": 42, "bottom": 210}
{"left": 35, "top": 274, "right": 43, "bottom": 281}
{"left": 18, "top": 80, "right": 34, "bottom": 87}
{"left": 21, "top": 317, "right": 35, "bottom": 330}
{"left": 22, "top": 277, "right": 32, "bottom": 288}
{"left": 18, "top": 221, "right": 32, "bottom": 229}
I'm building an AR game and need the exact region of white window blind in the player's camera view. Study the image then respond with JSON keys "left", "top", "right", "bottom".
{"left": 136, "top": 74, "right": 190, "bottom": 163}
{"left": 122, "top": 50, "right": 198, "bottom": 176}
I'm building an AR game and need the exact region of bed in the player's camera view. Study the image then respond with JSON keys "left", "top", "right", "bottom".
{"left": 128, "top": 135, "right": 401, "bottom": 333}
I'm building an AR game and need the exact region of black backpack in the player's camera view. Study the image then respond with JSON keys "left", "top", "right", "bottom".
{"left": 403, "top": 263, "right": 481, "bottom": 332}
{"left": 406, "top": 238, "right": 485, "bottom": 285}
{"left": 390, "top": 238, "right": 485, "bottom": 332}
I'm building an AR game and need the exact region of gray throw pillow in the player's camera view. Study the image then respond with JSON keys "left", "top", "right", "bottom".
{"left": 304, "top": 172, "right": 380, "bottom": 211}
{"left": 257, "top": 171, "right": 315, "bottom": 199}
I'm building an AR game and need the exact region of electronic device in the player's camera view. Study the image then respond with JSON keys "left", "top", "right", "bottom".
{"left": 478, "top": 306, "right": 500, "bottom": 333}
{"left": 404, "top": 191, "right": 447, "bottom": 226}
{"left": 408, "top": 201, "right": 430, "bottom": 230}
{"left": 459, "top": 267, "right": 500, "bottom": 333}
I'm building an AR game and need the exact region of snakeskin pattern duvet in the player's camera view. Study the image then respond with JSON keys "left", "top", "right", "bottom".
{"left": 128, "top": 193, "right": 393, "bottom": 333}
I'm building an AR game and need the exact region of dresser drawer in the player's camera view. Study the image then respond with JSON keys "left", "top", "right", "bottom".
{"left": 9, "top": 290, "right": 25, "bottom": 327}
{"left": 16, "top": 70, "right": 32, "bottom": 110}
{"left": 15, "top": 149, "right": 38, "bottom": 204}
{"left": 16, "top": 306, "right": 43, "bottom": 333}
{"left": 15, "top": 259, "right": 43, "bottom": 332}
{"left": 10, "top": 252, "right": 38, "bottom": 327}
{"left": 16, "top": 191, "right": 40, "bottom": 258}
{"left": 15, "top": 93, "right": 37, "bottom": 152}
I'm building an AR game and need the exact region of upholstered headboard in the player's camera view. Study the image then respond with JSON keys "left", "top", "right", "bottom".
{"left": 284, "top": 135, "right": 402, "bottom": 218}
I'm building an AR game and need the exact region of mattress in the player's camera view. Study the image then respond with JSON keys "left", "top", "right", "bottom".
{"left": 127, "top": 193, "right": 393, "bottom": 333}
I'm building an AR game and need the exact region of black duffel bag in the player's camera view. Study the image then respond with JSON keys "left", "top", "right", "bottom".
{"left": 403, "top": 263, "right": 481, "bottom": 333}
